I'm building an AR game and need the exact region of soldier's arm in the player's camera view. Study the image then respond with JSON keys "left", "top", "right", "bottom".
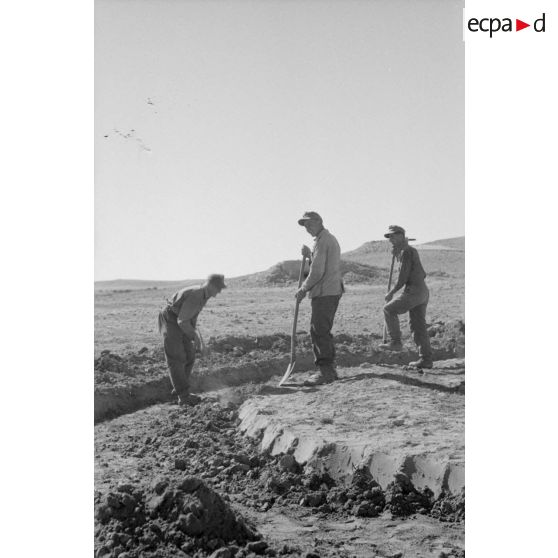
{"left": 301, "top": 239, "right": 327, "bottom": 292}
{"left": 177, "top": 293, "right": 199, "bottom": 340}
{"left": 390, "top": 249, "right": 412, "bottom": 294}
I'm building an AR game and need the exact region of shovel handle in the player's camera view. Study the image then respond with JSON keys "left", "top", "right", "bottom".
{"left": 383, "top": 253, "right": 396, "bottom": 343}
{"left": 291, "top": 256, "right": 307, "bottom": 358}
{"left": 291, "top": 301, "right": 301, "bottom": 360}
{"left": 387, "top": 252, "right": 395, "bottom": 292}
{"left": 297, "top": 254, "right": 308, "bottom": 288}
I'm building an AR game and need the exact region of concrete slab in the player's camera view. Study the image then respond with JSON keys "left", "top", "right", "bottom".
{"left": 239, "top": 363, "right": 464, "bottom": 496}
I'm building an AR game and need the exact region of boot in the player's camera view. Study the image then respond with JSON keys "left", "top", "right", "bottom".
{"left": 378, "top": 340, "right": 403, "bottom": 351}
{"left": 303, "top": 370, "right": 331, "bottom": 386}
{"left": 408, "top": 358, "right": 433, "bottom": 369}
{"left": 303, "top": 372, "right": 327, "bottom": 386}
{"left": 320, "top": 364, "right": 339, "bottom": 381}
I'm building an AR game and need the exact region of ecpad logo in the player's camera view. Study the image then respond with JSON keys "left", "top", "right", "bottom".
{"left": 468, "top": 13, "right": 546, "bottom": 38}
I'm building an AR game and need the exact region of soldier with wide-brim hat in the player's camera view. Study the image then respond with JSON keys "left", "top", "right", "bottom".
{"left": 379, "top": 225, "right": 433, "bottom": 369}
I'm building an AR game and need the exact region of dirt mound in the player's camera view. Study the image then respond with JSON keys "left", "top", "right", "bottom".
{"left": 94, "top": 401, "right": 268, "bottom": 557}
{"left": 95, "top": 483, "right": 146, "bottom": 527}
{"left": 96, "top": 351, "right": 136, "bottom": 377}
{"left": 427, "top": 319, "right": 465, "bottom": 357}
{"left": 229, "top": 452, "right": 463, "bottom": 524}
{"left": 265, "top": 260, "right": 303, "bottom": 284}
{"left": 207, "top": 334, "right": 291, "bottom": 354}
{"left": 147, "top": 476, "right": 256, "bottom": 540}
{"left": 339, "top": 260, "right": 389, "bottom": 283}
{"left": 430, "top": 488, "right": 465, "bottom": 523}
{"left": 95, "top": 477, "right": 257, "bottom": 558}
{"left": 205, "top": 333, "right": 377, "bottom": 354}
{"left": 95, "top": 400, "right": 323, "bottom": 556}
{"left": 95, "top": 349, "right": 166, "bottom": 385}
{"left": 234, "top": 259, "right": 388, "bottom": 286}
{"left": 384, "top": 472, "right": 434, "bottom": 517}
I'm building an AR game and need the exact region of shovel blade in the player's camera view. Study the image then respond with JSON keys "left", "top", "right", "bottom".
{"left": 278, "top": 361, "right": 296, "bottom": 386}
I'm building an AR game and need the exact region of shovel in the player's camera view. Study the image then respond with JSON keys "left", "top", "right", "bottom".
{"left": 382, "top": 252, "right": 396, "bottom": 343}
{"left": 195, "top": 329, "right": 209, "bottom": 358}
{"left": 278, "top": 255, "right": 308, "bottom": 386}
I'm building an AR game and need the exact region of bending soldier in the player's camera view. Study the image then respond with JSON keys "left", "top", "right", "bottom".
{"left": 158, "top": 274, "right": 226, "bottom": 405}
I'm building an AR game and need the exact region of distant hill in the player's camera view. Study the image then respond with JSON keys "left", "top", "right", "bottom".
{"left": 342, "top": 236, "right": 464, "bottom": 277}
{"left": 416, "top": 237, "right": 464, "bottom": 251}
{"left": 94, "top": 236, "right": 464, "bottom": 289}
{"left": 232, "top": 259, "right": 389, "bottom": 286}
{"left": 94, "top": 278, "right": 201, "bottom": 292}
{"left": 342, "top": 240, "right": 388, "bottom": 258}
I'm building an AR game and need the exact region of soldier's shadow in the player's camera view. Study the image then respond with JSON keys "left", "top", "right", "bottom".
{"left": 258, "top": 384, "right": 320, "bottom": 395}
{"left": 335, "top": 372, "right": 379, "bottom": 384}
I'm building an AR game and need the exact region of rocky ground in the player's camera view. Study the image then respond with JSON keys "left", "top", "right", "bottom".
{"left": 95, "top": 321, "right": 465, "bottom": 558}
{"left": 95, "top": 394, "right": 464, "bottom": 558}
{"left": 94, "top": 245, "right": 466, "bottom": 557}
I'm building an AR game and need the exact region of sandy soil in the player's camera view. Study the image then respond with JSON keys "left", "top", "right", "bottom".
{"left": 95, "top": 381, "right": 464, "bottom": 558}
{"left": 95, "top": 281, "right": 464, "bottom": 356}
{"left": 94, "top": 256, "right": 465, "bottom": 557}
{"left": 238, "top": 363, "right": 464, "bottom": 496}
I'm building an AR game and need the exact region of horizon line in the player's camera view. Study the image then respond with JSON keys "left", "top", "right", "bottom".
{"left": 95, "top": 234, "right": 464, "bottom": 284}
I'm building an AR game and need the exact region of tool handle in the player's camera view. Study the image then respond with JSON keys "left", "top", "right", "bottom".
{"left": 387, "top": 253, "right": 395, "bottom": 292}
{"left": 291, "top": 301, "right": 301, "bottom": 360}
{"left": 291, "top": 256, "right": 307, "bottom": 358}
{"left": 297, "top": 255, "right": 307, "bottom": 287}
{"left": 383, "top": 253, "right": 396, "bottom": 343}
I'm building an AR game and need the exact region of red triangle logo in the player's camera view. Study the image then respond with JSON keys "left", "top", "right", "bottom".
{"left": 516, "top": 19, "right": 530, "bottom": 31}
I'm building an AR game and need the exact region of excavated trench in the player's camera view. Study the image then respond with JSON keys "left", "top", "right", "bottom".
{"left": 95, "top": 332, "right": 465, "bottom": 557}
{"left": 94, "top": 332, "right": 463, "bottom": 423}
{"left": 95, "top": 380, "right": 465, "bottom": 558}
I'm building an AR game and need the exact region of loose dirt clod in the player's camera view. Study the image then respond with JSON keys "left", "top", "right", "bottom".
{"left": 430, "top": 488, "right": 465, "bottom": 523}
{"left": 384, "top": 472, "right": 435, "bottom": 517}
{"left": 95, "top": 475, "right": 258, "bottom": 557}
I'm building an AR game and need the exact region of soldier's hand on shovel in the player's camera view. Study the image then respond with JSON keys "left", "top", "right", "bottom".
{"left": 295, "top": 288, "right": 307, "bottom": 303}
{"left": 195, "top": 330, "right": 209, "bottom": 357}
{"left": 301, "top": 244, "right": 312, "bottom": 259}
{"left": 385, "top": 291, "right": 394, "bottom": 303}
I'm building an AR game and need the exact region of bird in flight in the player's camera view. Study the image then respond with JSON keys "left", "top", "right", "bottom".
{"left": 104, "top": 128, "right": 152, "bottom": 153}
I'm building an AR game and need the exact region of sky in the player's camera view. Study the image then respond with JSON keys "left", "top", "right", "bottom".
{"left": 95, "top": 0, "right": 464, "bottom": 281}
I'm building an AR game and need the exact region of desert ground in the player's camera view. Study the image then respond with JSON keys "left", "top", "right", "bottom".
{"left": 95, "top": 238, "right": 465, "bottom": 558}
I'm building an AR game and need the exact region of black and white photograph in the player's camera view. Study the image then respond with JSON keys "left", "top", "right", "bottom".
{"left": 4, "top": 1, "right": 558, "bottom": 557}
{"left": 94, "top": 1, "right": 464, "bottom": 556}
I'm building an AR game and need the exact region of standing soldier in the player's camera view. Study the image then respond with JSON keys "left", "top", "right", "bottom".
{"left": 296, "top": 211, "right": 344, "bottom": 385}
{"left": 158, "top": 274, "right": 226, "bottom": 405}
{"left": 379, "top": 225, "right": 433, "bottom": 369}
